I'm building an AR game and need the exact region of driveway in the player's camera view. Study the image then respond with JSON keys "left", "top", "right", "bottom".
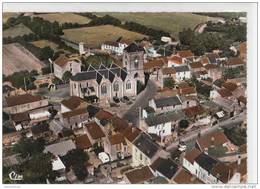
{"left": 122, "top": 79, "right": 157, "bottom": 126}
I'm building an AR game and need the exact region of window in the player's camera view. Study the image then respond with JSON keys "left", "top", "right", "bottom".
{"left": 140, "top": 153, "right": 142, "bottom": 160}
{"left": 101, "top": 84, "right": 107, "bottom": 95}
{"left": 126, "top": 80, "right": 131, "bottom": 90}
{"left": 134, "top": 58, "right": 139, "bottom": 69}
{"left": 113, "top": 81, "right": 119, "bottom": 92}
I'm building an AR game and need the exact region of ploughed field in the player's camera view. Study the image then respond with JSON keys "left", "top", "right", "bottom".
{"left": 3, "top": 43, "right": 44, "bottom": 76}
{"left": 62, "top": 24, "right": 147, "bottom": 48}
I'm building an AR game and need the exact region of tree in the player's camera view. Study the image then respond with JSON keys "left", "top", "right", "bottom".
{"left": 62, "top": 71, "right": 72, "bottom": 83}
{"left": 61, "top": 148, "right": 89, "bottom": 181}
{"left": 179, "top": 119, "right": 189, "bottom": 129}
{"left": 163, "top": 77, "right": 175, "bottom": 89}
{"left": 13, "top": 137, "right": 45, "bottom": 158}
{"left": 39, "top": 46, "right": 54, "bottom": 60}
{"left": 22, "top": 153, "right": 57, "bottom": 183}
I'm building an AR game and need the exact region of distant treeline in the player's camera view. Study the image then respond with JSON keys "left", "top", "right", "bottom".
{"left": 193, "top": 12, "right": 246, "bottom": 19}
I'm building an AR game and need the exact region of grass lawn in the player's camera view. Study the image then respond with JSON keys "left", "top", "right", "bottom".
{"left": 96, "top": 12, "right": 218, "bottom": 38}
{"left": 33, "top": 13, "right": 91, "bottom": 24}
{"left": 62, "top": 24, "right": 147, "bottom": 48}
{"left": 208, "top": 145, "right": 228, "bottom": 157}
{"left": 30, "top": 40, "right": 59, "bottom": 50}
{"left": 3, "top": 23, "right": 34, "bottom": 38}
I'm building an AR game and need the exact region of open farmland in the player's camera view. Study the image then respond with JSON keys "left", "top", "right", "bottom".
{"left": 62, "top": 25, "right": 147, "bottom": 48}
{"left": 3, "top": 12, "right": 19, "bottom": 23}
{"left": 30, "top": 40, "right": 59, "bottom": 50}
{"left": 96, "top": 12, "right": 218, "bottom": 38}
{"left": 3, "top": 43, "right": 44, "bottom": 76}
{"left": 3, "top": 23, "right": 34, "bottom": 38}
{"left": 33, "top": 13, "right": 91, "bottom": 24}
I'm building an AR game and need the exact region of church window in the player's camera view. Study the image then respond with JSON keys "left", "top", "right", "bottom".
{"left": 113, "top": 81, "right": 119, "bottom": 92}
{"left": 126, "top": 80, "right": 131, "bottom": 90}
{"left": 101, "top": 84, "right": 107, "bottom": 95}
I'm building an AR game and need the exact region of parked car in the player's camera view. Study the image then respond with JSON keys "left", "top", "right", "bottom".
{"left": 123, "top": 96, "right": 130, "bottom": 102}
{"left": 98, "top": 152, "right": 110, "bottom": 163}
{"left": 113, "top": 97, "right": 120, "bottom": 103}
{"left": 178, "top": 142, "right": 187, "bottom": 152}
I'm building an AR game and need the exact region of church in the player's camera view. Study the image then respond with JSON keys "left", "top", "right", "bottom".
{"left": 70, "top": 43, "right": 145, "bottom": 102}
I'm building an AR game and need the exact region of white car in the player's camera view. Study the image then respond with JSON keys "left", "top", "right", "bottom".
{"left": 178, "top": 142, "right": 187, "bottom": 152}
{"left": 98, "top": 152, "right": 110, "bottom": 163}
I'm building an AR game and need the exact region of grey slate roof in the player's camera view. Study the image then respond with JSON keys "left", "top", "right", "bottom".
{"left": 153, "top": 158, "right": 179, "bottom": 179}
{"left": 194, "top": 153, "right": 218, "bottom": 173}
{"left": 124, "top": 43, "right": 145, "bottom": 53}
{"left": 154, "top": 96, "right": 182, "bottom": 108}
{"left": 133, "top": 133, "right": 160, "bottom": 158}
{"left": 44, "top": 139, "right": 76, "bottom": 156}
{"left": 174, "top": 65, "right": 190, "bottom": 72}
{"left": 71, "top": 64, "right": 128, "bottom": 83}
{"left": 145, "top": 110, "right": 185, "bottom": 126}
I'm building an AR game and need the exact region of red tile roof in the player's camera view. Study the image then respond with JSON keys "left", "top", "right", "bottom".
{"left": 162, "top": 67, "right": 176, "bottom": 75}
{"left": 226, "top": 57, "right": 245, "bottom": 66}
{"left": 238, "top": 95, "right": 247, "bottom": 105}
{"left": 184, "top": 148, "right": 202, "bottom": 163}
{"left": 110, "top": 116, "right": 129, "bottom": 133}
{"left": 62, "top": 108, "right": 88, "bottom": 118}
{"left": 168, "top": 55, "right": 182, "bottom": 64}
{"left": 122, "top": 125, "right": 141, "bottom": 142}
{"left": 108, "top": 133, "right": 125, "bottom": 145}
{"left": 54, "top": 55, "right": 69, "bottom": 67}
{"left": 239, "top": 42, "right": 247, "bottom": 55}
{"left": 75, "top": 134, "right": 92, "bottom": 149}
{"left": 189, "top": 62, "right": 203, "bottom": 69}
{"left": 183, "top": 105, "right": 205, "bottom": 118}
{"left": 217, "top": 88, "right": 233, "bottom": 98}
{"left": 222, "top": 82, "right": 238, "bottom": 92}
{"left": 144, "top": 58, "right": 166, "bottom": 70}
{"left": 95, "top": 110, "right": 113, "bottom": 120}
{"left": 204, "top": 64, "right": 218, "bottom": 70}
{"left": 173, "top": 169, "right": 203, "bottom": 184}
{"left": 61, "top": 96, "right": 87, "bottom": 110}
{"left": 196, "top": 131, "right": 229, "bottom": 151}
{"left": 125, "top": 166, "right": 154, "bottom": 184}
{"left": 177, "top": 50, "right": 194, "bottom": 58}
{"left": 85, "top": 122, "right": 105, "bottom": 139}
{"left": 6, "top": 94, "right": 43, "bottom": 107}
{"left": 179, "top": 86, "right": 197, "bottom": 95}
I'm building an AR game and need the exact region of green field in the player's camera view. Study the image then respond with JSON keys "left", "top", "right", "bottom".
{"left": 3, "top": 23, "right": 34, "bottom": 38}
{"left": 96, "top": 12, "right": 218, "bottom": 38}
{"left": 62, "top": 24, "right": 147, "bottom": 48}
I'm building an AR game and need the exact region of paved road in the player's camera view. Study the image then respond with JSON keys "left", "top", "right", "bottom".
{"left": 167, "top": 112, "right": 245, "bottom": 151}
{"left": 122, "top": 79, "right": 157, "bottom": 126}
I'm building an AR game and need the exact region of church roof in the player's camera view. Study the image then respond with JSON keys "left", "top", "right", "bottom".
{"left": 71, "top": 63, "right": 128, "bottom": 84}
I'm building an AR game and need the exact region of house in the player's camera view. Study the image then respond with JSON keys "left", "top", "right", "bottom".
{"left": 148, "top": 95, "right": 182, "bottom": 113}
{"left": 205, "top": 53, "right": 220, "bottom": 64}
{"left": 188, "top": 62, "right": 203, "bottom": 72}
{"left": 132, "top": 133, "right": 161, "bottom": 166}
{"left": 124, "top": 166, "right": 155, "bottom": 184}
{"left": 179, "top": 96, "right": 198, "bottom": 109}
{"left": 60, "top": 96, "right": 88, "bottom": 113}
{"left": 176, "top": 50, "right": 194, "bottom": 63}
{"left": 228, "top": 157, "right": 247, "bottom": 183}
{"left": 44, "top": 139, "right": 76, "bottom": 156}
{"left": 195, "top": 131, "right": 230, "bottom": 152}
{"left": 122, "top": 125, "right": 141, "bottom": 155}
{"left": 200, "top": 56, "right": 210, "bottom": 66}
{"left": 162, "top": 67, "right": 176, "bottom": 81}
{"left": 109, "top": 115, "right": 129, "bottom": 134}
{"left": 70, "top": 63, "right": 138, "bottom": 102}
{"left": 142, "top": 106, "right": 155, "bottom": 118}
{"left": 53, "top": 54, "right": 81, "bottom": 80}
{"left": 174, "top": 65, "right": 191, "bottom": 82}
{"left": 183, "top": 148, "right": 202, "bottom": 175}
{"left": 194, "top": 70, "right": 209, "bottom": 80}
{"left": 75, "top": 134, "right": 92, "bottom": 151}
{"left": 204, "top": 64, "right": 222, "bottom": 81}
{"left": 94, "top": 109, "right": 114, "bottom": 128}
{"left": 101, "top": 41, "right": 127, "bottom": 55}
{"left": 150, "top": 157, "right": 179, "bottom": 182}
{"left": 10, "top": 112, "right": 31, "bottom": 130}
{"left": 172, "top": 168, "right": 203, "bottom": 184}
{"left": 4, "top": 94, "right": 49, "bottom": 114}
{"left": 141, "top": 110, "right": 185, "bottom": 142}
{"left": 60, "top": 108, "right": 89, "bottom": 130}
{"left": 210, "top": 88, "right": 233, "bottom": 99}
{"left": 31, "top": 123, "right": 52, "bottom": 140}
{"left": 104, "top": 133, "right": 129, "bottom": 161}
{"left": 178, "top": 86, "right": 197, "bottom": 97}
{"left": 167, "top": 55, "right": 183, "bottom": 67}
{"left": 144, "top": 58, "right": 166, "bottom": 81}
{"left": 51, "top": 156, "right": 66, "bottom": 182}
{"left": 85, "top": 122, "right": 106, "bottom": 147}
{"left": 183, "top": 105, "right": 207, "bottom": 121}
{"left": 224, "top": 57, "right": 245, "bottom": 68}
